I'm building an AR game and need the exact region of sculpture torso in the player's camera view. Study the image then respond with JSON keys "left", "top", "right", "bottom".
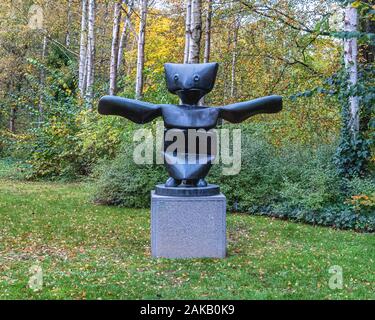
{"left": 161, "top": 104, "right": 220, "bottom": 129}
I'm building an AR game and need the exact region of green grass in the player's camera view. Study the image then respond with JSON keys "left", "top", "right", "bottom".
{"left": 0, "top": 179, "right": 374, "bottom": 300}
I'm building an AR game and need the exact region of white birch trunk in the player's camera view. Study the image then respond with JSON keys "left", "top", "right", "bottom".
{"left": 135, "top": 0, "right": 148, "bottom": 100}
{"left": 200, "top": 0, "right": 213, "bottom": 105}
{"left": 85, "top": 0, "right": 96, "bottom": 106}
{"left": 38, "top": 36, "right": 47, "bottom": 126}
{"left": 343, "top": 6, "right": 359, "bottom": 140}
{"left": 203, "top": 0, "right": 212, "bottom": 63}
{"left": 188, "top": 0, "right": 202, "bottom": 64}
{"left": 127, "top": 36, "right": 138, "bottom": 76}
{"left": 117, "top": 17, "right": 130, "bottom": 76}
{"left": 109, "top": 0, "right": 122, "bottom": 95}
{"left": 117, "top": 1, "right": 134, "bottom": 76}
{"left": 78, "top": 0, "right": 88, "bottom": 96}
{"left": 66, "top": 0, "right": 72, "bottom": 47}
{"left": 184, "top": 0, "right": 192, "bottom": 64}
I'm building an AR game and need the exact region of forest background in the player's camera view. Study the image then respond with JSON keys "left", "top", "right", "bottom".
{"left": 0, "top": 0, "right": 374, "bottom": 231}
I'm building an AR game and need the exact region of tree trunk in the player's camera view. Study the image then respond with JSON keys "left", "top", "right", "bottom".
{"left": 230, "top": 16, "right": 240, "bottom": 98}
{"left": 343, "top": 6, "right": 359, "bottom": 140}
{"left": 9, "top": 106, "right": 16, "bottom": 133}
{"left": 38, "top": 35, "right": 47, "bottom": 126}
{"left": 359, "top": 0, "right": 375, "bottom": 64}
{"left": 109, "top": 0, "right": 122, "bottom": 95}
{"left": 117, "top": 3, "right": 133, "bottom": 76}
{"left": 85, "top": 0, "right": 96, "bottom": 106}
{"left": 66, "top": 0, "right": 72, "bottom": 47}
{"left": 358, "top": 0, "right": 374, "bottom": 133}
{"left": 135, "top": 0, "right": 148, "bottom": 100}
{"left": 200, "top": 0, "right": 213, "bottom": 105}
{"left": 78, "top": 0, "right": 88, "bottom": 97}
{"left": 223, "top": 24, "right": 232, "bottom": 102}
{"left": 188, "top": 0, "right": 202, "bottom": 63}
{"left": 184, "top": 0, "right": 192, "bottom": 63}
{"left": 203, "top": 0, "right": 212, "bottom": 63}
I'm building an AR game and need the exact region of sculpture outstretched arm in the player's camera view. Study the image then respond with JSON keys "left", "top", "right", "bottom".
{"left": 98, "top": 95, "right": 162, "bottom": 124}
{"left": 219, "top": 95, "right": 282, "bottom": 123}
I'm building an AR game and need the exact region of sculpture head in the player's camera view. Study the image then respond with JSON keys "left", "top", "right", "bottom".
{"left": 164, "top": 62, "right": 219, "bottom": 105}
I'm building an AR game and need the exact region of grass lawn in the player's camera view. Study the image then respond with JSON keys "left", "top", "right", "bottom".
{"left": 0, "top": 179, "right": 374, "bottom": 300}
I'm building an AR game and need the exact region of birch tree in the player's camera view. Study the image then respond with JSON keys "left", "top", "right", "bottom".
{"left": 188, "top": 0, "right": 202, "bottom": 63}
{"left": 65, "top": 0, "right": 72, "bottom": 47}
{"left": 201, "top": 0, "right": 213, "bottom": 104}
{"left": 109, "top": 0, "right": 122, "bottom": 95}
{"left": 85, "top": 0, "right": 96, "bottom": 106}
{"left": 78, "top": 0, "right": 88, "bottom": 96}
{"left": 343, "top": 4, "right": 359, "bottom": 140}
{"left": 184, "top": 0, "right": 192, "bottom": 63}
{"left": 135, "top": 0, "right": 148, "bottom": 100}
{"left": 38, "top": 36, "right": 47, "bottom": 126}
{"left": 203, "top": 0, "right": 212, "bottom": 64}
{"left": 117, "top": 1, "right": 134, "bottom": 76}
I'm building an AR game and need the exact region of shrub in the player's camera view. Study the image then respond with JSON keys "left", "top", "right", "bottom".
{"left": 13, "top": 108, "right": 128, "bottom": 180}
{"left": 92, "top": 142, "right": 166, "bottom": 208}
{"left": 92, "top": 125, "right": 374, "bottom": 232}
{"left": 0, "top": 157, "right": 32, "bottom": 180}
{"left": 272, "top": 145, "right": 342, "bottom": 212}
{"left": 209, "top": 131, "right": 283, "bottom": 211}
{"left": 345, "top": 177, "right": 375, "bottom": 216}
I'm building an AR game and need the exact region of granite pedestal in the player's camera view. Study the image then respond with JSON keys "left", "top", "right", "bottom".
{"left": 151, "top": 191, "right": 226, "bottom": 258}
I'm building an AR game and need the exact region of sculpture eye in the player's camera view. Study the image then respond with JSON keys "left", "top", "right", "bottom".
{"left": 193, "top": 74, "right": 200, "bottom": 82}
{"left": 173, "top": 74, "right": 179, "bottom": 82}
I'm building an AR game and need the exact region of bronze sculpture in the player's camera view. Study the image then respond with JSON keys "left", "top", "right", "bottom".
{"left": 98, "top": 62, "right": 282, "bottom": 194}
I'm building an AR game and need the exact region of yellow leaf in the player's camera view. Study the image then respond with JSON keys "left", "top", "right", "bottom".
{"left": 351, "top": 1, "right": 361, "bottom": 8}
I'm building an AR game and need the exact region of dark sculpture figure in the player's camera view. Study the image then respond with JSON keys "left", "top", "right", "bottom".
{"left": 98, "top": 62, "right": 282, "bottom": 193}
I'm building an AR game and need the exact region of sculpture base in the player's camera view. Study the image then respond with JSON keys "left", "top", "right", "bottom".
{"left": 154, "top": 184, "right": 220, "bottom": 197}
{"left": 151, "top": 191, "right": 226, "bottom": 258}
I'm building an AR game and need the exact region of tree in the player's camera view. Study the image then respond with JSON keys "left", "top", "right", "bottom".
{"left": 109, "top": 0, "right": 122, "bottom": 95}
{"left": 78, "top": 0, "right": 96, "bottom": 106}
{"left": 38, "top": 36, "right": 47, "bottom": 126}
{"left": 9, "top": 104, "right": 16, "bottom": 133}
{"left": 85, "top": 0, "right": 96, "bottom": 106}
{"left": 334, "top": 1, "right": 374, "bottom": 177}
{"left": 200, "top": 0, "right": 213, "bottom": 105}
{"left": 231, "top": 15, "right": 240, "bottom": 98}
{"left": 66, "top": 0, "right": 72, "bottom": 47}
{"left": 135, "top": 0, "right": 148, "bottom": 100}
{"left": 188, "top": 0, "right": 202, "bottom": 63}
{"left": 184, "top": 0, "right": 192, "bottom": 63}
{"left": 117, "top": 1, "right": 134, "bottom": 77}
{"left": 343, "top": 4, "right": 359, "bottom": 141}
{"left": 358, "top": 0, "right": 374, "bottom": 134}
{"left": 203, "top": 0, "right": 213, "bottom": 63}
{"left": 79, "top": 0, "right": 88, "bottom": 96}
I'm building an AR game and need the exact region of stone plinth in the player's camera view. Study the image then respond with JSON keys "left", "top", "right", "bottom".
{"left": 151, "top": 191, "right": 226, "bottom": 258}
